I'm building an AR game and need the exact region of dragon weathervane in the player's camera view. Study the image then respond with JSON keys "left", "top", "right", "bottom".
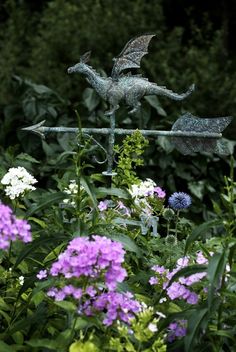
{"left": 67, "top": 34, "right": 195, "bottom": 115}
{"left": 23, "top": 34, "right": 233, "bottom": 176}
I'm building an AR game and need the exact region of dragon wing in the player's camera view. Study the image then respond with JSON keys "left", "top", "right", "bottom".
{"left": 111, "top": 34, "right": 156, "bottom": 79}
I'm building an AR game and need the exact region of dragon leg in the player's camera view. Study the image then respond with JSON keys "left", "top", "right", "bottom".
{"left": 104, "top": 104, "right": 120, "bottom": 116}
{"left": 125, "top": 87, "right": 143, "bottom": 114}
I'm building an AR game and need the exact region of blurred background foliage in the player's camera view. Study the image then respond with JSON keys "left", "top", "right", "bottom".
{"left": 0, "top": 0, "right": 235, "bottom": 222}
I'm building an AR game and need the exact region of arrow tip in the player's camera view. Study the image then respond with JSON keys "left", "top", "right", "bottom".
{"left": 22, "top": 120, "right": 46, "bottom": 139}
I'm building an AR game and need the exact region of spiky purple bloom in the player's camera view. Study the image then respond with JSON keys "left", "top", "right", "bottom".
{"left": 0, "top": 203, "right": 32, "bottom": 250}
{"left": 168, "top": 192, "right": 191, "bottom": 210}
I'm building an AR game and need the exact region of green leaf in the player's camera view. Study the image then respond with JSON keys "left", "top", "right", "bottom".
{"left": 54, "top": 301, "right": 77, "bottom": 312}
{"left": 0, "top": 341, "right": 16, "bottom": 352}
{"left": 0, "top": 309, "right": 11, "bottom": 324}
{"left": 28, "top": 217, "right": 47, "bottom": 228}
{"left": 69, "top": 340, "right": 99, "bottom": 352}
{"left": 16, "top": 153, "right": 40, "bottom": 163}
{"left": 188, "top": 181, "right": 205, "bottom": 200}
{"left": 184, "top": 308, "right": 208, "bottom": 351}
{"left": 157, "top": 136, "right": 174, "bottom": 153}
{"left": 167, "top": 265, "right": 207, "bottom": 288}
{"left": 26, "top": 191, "right": 65, "bottom": 216}
{"left": 106, "top": 233, "right": 142, "bottom": 257}
{"left": 144, "top": 95, "right": 167, "bottom": 116}
{"left": 96, "top": 187, "right": 130, "bottom": 199}
{"left": 26, "top": 338, "right": 59, "bottom": 349}
{"left": 207, "top": 251, "right": 227, "bottom": 308}
{"left": 43, "top": 243, "right": 65, "bottom": 264}
{"left": 14, "top": 236, "right": 65, "bottom": 268}
{"left": 83, "top": 87, "right": 100, "bottom": 112}
{"left": 80, "top": 176, "right": 97, "bottom": 208}
{"left": 185, "top": 219, "right": 221, "bottom": 254}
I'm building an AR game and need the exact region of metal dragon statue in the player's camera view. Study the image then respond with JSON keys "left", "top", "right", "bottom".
{"left": 67, "top": 34, "right": 195, "bottom": 115}
{"left": 23, "top": 34, "right": 233, "bottom": 177}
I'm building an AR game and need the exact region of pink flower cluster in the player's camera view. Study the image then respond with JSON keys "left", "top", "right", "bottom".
{"left": 39, "top": 235, "right": 140, "bottom": 326}
{"left": 82, "top": 291, "right": 140, "bottom": 326}
{"left": 168, "top": 320, "right": 187, "bottom": 342}
{"left": 149, "top": 253, "right": 208, "bottom": 305}
{"left": 49, "top": 235, "right": 127, "bottom": 290}
{"left": 0, "top": 203, "right": 32, "bottom": 250}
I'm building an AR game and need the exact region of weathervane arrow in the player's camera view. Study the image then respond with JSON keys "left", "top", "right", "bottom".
{"left": 22, "top": 115, "right": 228, "bottom": 141}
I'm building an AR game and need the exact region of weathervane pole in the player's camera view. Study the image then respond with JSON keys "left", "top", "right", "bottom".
{"left": 102, "top": 112, "right": 117, "bottom": 177}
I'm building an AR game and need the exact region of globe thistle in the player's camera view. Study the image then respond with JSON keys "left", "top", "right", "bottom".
{"left": 168, "top": 192, "right": 191, "bottom": 210}
{"left": 165, "top": 235, "right": 177, "bottom": 246}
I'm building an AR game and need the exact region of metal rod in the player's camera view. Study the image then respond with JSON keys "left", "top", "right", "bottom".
{"left": 102, "top": 112, "right": 117, "bottom": 176}
{"left": 22, "top": 122, "right": 222, "bottom": 139}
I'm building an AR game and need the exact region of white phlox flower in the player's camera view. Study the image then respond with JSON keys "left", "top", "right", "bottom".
{"left": 148, "top": 322, "right": 158, "bottom": 332}
{"left": 18, "top": 276, "right": 25, "bottom": 286}
{"left": 129, "top": 178, "right": 157, "bottom": 199}
{"left": 62, "top": 180, "right": 84, "bottom": 206}
{"left": 1, "top": 167, "right": 37, "bottom": 199}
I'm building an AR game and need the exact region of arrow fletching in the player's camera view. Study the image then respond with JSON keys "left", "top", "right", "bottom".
{"left": 171, "top": 113, "right": 233, "bottom": 155}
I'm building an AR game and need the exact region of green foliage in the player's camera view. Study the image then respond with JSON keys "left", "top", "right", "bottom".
{"left": 113, "top": 130, "right": 149, "bottom": 188}
{"left": 0, "top": 2, "right": 236, "bottom": 350}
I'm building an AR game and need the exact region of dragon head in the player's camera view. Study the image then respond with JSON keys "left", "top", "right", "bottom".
{"left": 67, "top": 51, "right": 91, "bottom": 74}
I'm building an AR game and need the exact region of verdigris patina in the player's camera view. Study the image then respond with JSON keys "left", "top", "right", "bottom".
{"left": 67, "top": 34, "right": 195, "bottom": 115}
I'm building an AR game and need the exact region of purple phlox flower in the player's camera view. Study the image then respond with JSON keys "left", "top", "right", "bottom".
{"left": 176, "top": 256, "right": 189, "bottom": 268}
{"left": 179, "top": 272, "right": 207, "bottom": 286}
{"left": 168, "top": 192, "right": 191, "bottom": 210}
{"left": 0, "top": 204, "right": 32, "bottom": 250}
{"left": 153, "top": 186, "right": 166, "bottom": 199}
{"left": 49, "top": 235, "right": 127, "bottom": 291}
{"left": 166, "top": 282, "right": 190, "bottom": 300}
{"left": 98, "top": 200, "right": 109, "bottom": 211}
{"left": 149, "top": 277, "right": 158, "bottom": 285}
{"left": 168, "top": 320, "right": 187, "bottom": 342}
{"left": 91, "top": 291, "right": 140, "bottom": 326}
{"left": 196, "top": 251, "right": 208, "bottom": 264}
{"left": 152, "top": 265, "right": 167, "bottom": 275}
{"left": 117, "top": 201, "right": 131, "bottom": 217}
{"left": 186, "top": 291, "right": 198, "bottom": 304}
{"left": 86, "top": 286, "right": 97, "bottom": 297}
{"left": 37, "top": 269, "right": 48, "bottom": 280}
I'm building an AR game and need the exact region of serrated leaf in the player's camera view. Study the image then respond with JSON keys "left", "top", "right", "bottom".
{"left": 16, "top": 153, "right": 40, "bottom": 163}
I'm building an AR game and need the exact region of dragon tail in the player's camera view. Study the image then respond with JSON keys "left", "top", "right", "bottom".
{"left": 149, "top": 83, "right": 195, "bottom": 101}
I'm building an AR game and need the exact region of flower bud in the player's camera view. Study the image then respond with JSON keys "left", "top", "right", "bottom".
{"left": 163, "top": 208, "right": 175, "bottom": 220}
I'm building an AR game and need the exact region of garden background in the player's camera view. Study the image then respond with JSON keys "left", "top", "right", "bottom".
{"left": 0, "top": 1, "right": 236, "bottom": 351}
